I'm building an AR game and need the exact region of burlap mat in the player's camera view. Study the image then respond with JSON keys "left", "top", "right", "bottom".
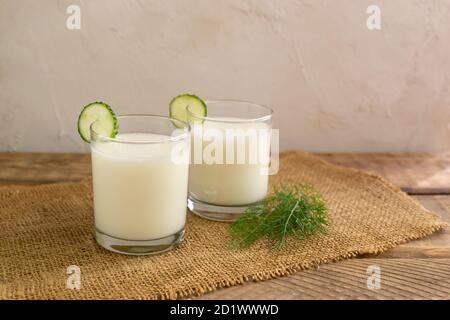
{"left": 0, "top": 151, "right": 445, "bottom": 299}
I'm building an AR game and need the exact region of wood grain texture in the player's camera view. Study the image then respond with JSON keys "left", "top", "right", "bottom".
{"left": 318, "top": 152, "right": 450, "bottom": 195}
{"left": 198, "top": 259, "right": 450, "bottom": 299}
{"left": 371, "top": 195, "right": 450, "bottom": 259}
{"left": 197, "top": 195, "right": 450, "bottom": 300}
{"left": 2, "top": 152, "right": 450, "bottom": 194}
{"left": 0, "top": 151, "right": 449, "bottom": 299}
{"left": 0, "top": 152, "right": 91, "bottom": 185}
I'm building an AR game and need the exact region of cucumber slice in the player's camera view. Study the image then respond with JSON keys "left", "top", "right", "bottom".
{"left": 169, "top": 94, "right": 207, "bottom": 128}
{"left": 77, "top": 102, "right": 118, "bottom": 143}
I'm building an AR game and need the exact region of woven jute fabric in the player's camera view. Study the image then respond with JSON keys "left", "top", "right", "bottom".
{"left": 0, "top": 151, "right": 446, "bottom": 299}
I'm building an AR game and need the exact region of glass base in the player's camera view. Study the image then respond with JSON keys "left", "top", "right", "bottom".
{"left": 95, "top": 228, "right": 185, "bottom": 256}
{"left": 188, "top": 196, "right": 261, "bottom": 222}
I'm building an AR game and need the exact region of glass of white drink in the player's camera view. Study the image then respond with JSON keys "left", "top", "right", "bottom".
{"left": 90, "top": 115, "right": 190, "bottom": 255}
{"left": 187, "top": 100, "right": 273, "bottom": 221}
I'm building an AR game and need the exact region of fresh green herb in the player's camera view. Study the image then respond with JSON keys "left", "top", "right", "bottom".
{"left": 230, "top": 184, "right": 329, "bottom": 250}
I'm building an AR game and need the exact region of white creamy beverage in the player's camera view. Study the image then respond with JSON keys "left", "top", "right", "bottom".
{"left": 91, "top": 133, "right": 189, "bottom": 240}
{"left": 189, "top": 120, "right": 270, "bottom": 206}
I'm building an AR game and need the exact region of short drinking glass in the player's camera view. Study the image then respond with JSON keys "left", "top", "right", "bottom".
{"left": 90, "top": 115, "right": 190, "bottom": 255}
{"left": 187, "top": 100, "right": 273, "bottom": 221}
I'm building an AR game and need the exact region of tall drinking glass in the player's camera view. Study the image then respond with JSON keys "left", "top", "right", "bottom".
{"left": 187, "top": 100, "right": 273, "bottom": 221}
{"left": 90, "top": 115, "right": 190, "bottom": 255}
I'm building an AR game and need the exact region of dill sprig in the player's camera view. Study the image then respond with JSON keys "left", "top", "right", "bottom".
{"left": 230, "top": 184, "right": 329, "bottom": 250}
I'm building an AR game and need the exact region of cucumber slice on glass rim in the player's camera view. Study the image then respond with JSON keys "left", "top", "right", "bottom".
{"left": 169, "top": 94, "right": 207, "bottom": 128}
{"left": 77, "top": 101, "right": 118, "bottom": 143}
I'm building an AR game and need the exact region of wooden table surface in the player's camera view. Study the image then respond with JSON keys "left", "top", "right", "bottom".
{"left": 1, "top": 152, "right": 449, "bottom": 299}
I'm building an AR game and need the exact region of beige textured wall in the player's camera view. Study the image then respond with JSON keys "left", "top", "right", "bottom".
{"left": 1, "top": 0, "right": 450, "bottom": 152}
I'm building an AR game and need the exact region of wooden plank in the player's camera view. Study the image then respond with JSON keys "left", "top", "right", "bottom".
{"left": 363, "top": 195, "right": 450, "bottom": 259}
{"left": 196, "top": 195, "right": 450, "bottom": 299}
{"left": 1, "top": 152, "right": 449, "bottom": 299}
{"left": 197, "top": 258, "right": 450, "bottom": 299}
{"left": 318, "top": 152, "right": 450, "bottom": 195}
{"left": 1, "top": 152, "right": 450, "bottom": 194}
{"left": 0, "top": 152, "right": 91, "bottom": 185}
{"left": 1, "top": 152, "right": 449, "bottom": 259}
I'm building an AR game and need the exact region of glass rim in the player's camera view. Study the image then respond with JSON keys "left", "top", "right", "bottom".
{"left": 187, "top": 99, "right": 273, "bottom": 123}
{"left": 90, "top": 114, "right": 190, "bottom": 144}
